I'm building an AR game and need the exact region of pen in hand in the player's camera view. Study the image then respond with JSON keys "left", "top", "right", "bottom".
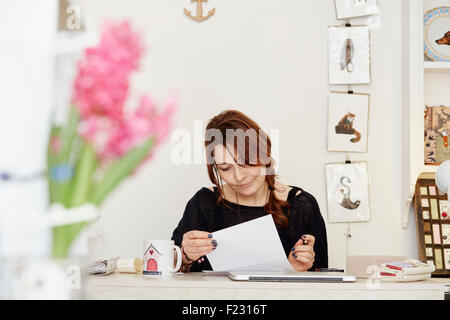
{"left": 303, "top": 235, "right": 309, "bottom": 246}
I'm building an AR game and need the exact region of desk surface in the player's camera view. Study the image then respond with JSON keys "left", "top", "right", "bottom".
{"left": 86, "top": 272, "right": 450, "bottom": 300}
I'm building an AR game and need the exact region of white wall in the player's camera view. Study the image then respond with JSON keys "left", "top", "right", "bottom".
{"left": 78, "top": 0, "right": 417, "bottom": 269}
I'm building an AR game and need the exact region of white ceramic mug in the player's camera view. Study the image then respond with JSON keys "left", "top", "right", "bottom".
{"left": 143, "top": 240, "right": 182, "bottom": 277}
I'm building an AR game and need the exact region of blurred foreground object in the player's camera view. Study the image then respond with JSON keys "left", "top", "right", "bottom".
{"left": 87, "top": 257, "right": 119, "bottom": 275}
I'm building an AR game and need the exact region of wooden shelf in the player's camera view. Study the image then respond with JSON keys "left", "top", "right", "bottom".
{"left": 424, "top": 61, "right": 450, "bottom": 71}
{"left": 402, "top": 0, "right": 450, "bottom": 229}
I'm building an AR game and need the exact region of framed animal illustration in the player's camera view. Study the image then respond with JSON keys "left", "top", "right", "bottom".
{"left": 424, "top": 7, "right": 450, "bottom": 62}
{"left": 328, "top": 91, "right": 369, "bottom": 153}
{"left": 334, "top": 0, "right": 379, "bottom": 20}
{"left": 413, "top": 172, "right": 450, "bottom": 276}
{"left": 424, "top": 105, "right": 450, "bottom": 165}
{"left": 325, "top": 161, "right": 370, "bottom": 223}
{"left": 328, "top": 25, "right": 371, "bottom": 84}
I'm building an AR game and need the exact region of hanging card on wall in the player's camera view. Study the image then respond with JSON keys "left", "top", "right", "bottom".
{"left": 325, "top": 162, "right": 370, "bottom": 223}
{"left": 335, "top": 0, "right": 379, "bottom": 20}
{"left": 328, "top": 26, "right": 371, "bottom": 84}
{"left": 328, "top": 91, "right": 370, "bottom": 153}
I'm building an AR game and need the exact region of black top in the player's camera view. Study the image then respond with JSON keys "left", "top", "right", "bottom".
{"left": 171, "top": 186, "right": 328, "bottom": 272}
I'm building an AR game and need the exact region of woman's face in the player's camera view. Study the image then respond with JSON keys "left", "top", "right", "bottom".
{"left": 213, "top": 145, "right": 266, "bottom": 196}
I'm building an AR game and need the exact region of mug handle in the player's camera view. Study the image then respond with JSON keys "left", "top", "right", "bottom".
{"left": 171, "top": 245, "right": 182, "bottom": 273}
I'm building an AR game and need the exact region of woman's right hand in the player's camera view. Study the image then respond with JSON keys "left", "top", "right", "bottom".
{"left": 181, "top": 230, "right": 217, "bottom": 263}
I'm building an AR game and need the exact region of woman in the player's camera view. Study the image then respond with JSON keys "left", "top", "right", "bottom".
{"left": 171, "top": 110, "right": 328, "bottom": 272}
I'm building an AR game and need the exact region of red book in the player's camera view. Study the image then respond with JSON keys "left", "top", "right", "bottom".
{"left": 381, "top": 260, "right": 435, "bottom": 275}
{"left": 385, "top": 264, "right": 405, "bottom": 271}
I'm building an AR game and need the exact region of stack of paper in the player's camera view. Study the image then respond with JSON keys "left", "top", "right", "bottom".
{"left": 378, "top": 259, "right": 435, "bottom": 282}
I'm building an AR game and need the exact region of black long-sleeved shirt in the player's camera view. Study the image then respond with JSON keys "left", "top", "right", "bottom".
{"left": 171, "top": 185, "right": 328, "bottom": 272}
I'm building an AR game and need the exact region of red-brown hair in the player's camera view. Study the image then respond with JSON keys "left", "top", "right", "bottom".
{"left": 205, "top": 110, "right": 290, "bottom": 228}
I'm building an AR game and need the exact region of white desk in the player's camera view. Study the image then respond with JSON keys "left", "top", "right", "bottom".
{"left": 86, "top": 272, "right": 450, "bottom": 300}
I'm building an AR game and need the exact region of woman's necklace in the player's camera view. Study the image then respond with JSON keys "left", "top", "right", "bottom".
{"left": 234, "top": 186, "right": 270, "bottom": 223}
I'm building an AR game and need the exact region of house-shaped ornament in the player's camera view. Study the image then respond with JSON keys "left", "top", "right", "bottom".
{"left": 144, "top": 243, "right": 162, "bottom": 273}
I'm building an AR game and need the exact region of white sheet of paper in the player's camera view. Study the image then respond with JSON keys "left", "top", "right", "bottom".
{"left": 206, "top": 215, "right": 294, "bottom": 272}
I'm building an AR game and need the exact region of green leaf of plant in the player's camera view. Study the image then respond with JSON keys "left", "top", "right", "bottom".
{"left": 90, "top": 137, "right": 154, "bottom": 206}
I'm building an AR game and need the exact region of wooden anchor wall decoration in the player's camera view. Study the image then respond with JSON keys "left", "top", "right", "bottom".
{"left": 184, "top": 0, "right": 215, "bottom": 22}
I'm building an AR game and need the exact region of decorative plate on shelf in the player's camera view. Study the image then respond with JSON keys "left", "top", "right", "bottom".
{"left": 424, "top": 7, "right": 450, "bottom": 62}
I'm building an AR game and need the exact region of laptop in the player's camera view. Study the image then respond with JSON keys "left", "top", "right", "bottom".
{"left": 228, "top": 271, "right": 356, "bottom": 282}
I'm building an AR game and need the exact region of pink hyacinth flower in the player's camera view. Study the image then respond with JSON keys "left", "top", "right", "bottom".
{"left": 73, "top": 21, "right": 144, "bottom": 121}
{"left": 72, "top": 20, "right": 177, "bottom": 167}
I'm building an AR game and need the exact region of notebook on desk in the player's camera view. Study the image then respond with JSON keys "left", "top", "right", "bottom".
{"left": 228, "top": 271, "right": 356, "bottom": 282}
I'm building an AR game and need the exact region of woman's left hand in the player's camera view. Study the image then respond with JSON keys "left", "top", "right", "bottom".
{"left": 288, "top": 234, "right": 315, "bottom": 272}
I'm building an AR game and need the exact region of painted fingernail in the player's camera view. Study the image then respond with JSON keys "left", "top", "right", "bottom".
{"left": 291, "top": 247, "right": 295, "bottom": 251}
{"left": 212, "top": 240, "right": 217, "bottom": 246}
{"left": 293, "top": 253, "right": 297, "bottom": 258}
{"left": 302, "top": 235, "right": 307, "bottom": 239}
{"left": 208, "top": 234, "right": 213, "bottom": 238}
